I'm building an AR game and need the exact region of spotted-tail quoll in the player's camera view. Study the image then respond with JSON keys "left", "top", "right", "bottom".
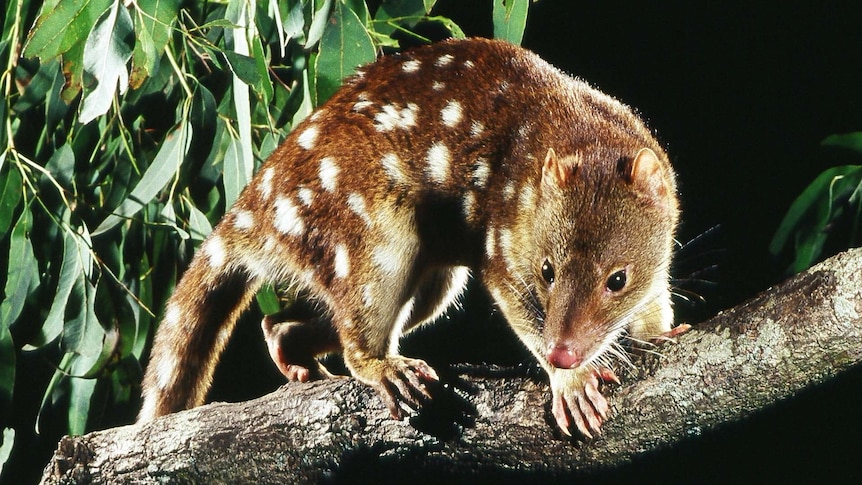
{"left": 139, "top": 37, "right": 684, "bottom": 438}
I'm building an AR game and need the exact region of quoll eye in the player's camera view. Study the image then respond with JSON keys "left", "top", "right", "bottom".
{"left": 606, "top": 269, "right": 627, "bottom": 292}
{"left": 541, "top": 259, "right": 555, "bottom": 284}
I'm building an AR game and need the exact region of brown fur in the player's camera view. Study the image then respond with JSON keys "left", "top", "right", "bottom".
{"left": 139, "top": 38, "right": 680, "bottom": 436}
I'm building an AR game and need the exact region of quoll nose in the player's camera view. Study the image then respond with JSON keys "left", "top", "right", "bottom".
{"left": 546, "top": 344, "right": 582, "bottom": 369}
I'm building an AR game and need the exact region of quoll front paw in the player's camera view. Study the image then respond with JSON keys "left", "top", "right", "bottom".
{"left": 550, "top": 367, "right": 619, "bottom": 439}
{"left": 359, "top": 355, "right": 440, "bottom": 419}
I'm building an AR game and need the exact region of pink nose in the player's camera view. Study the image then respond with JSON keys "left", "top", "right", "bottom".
{"left": 546, "top": 344, "right": 582, "bottom": 369}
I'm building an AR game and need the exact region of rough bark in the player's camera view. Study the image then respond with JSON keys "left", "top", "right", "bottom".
{"left": 41, "top": 248, "right": 862, "bottom": 484}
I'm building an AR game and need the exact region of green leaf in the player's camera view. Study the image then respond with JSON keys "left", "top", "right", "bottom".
{"left": 251, "top": 33, "right": 273, "bottom": 103}
{"left": 222, "top": 131, "right": 247, "bottom": 208}
{"left": 306, "top": 0, "right": 333, "bottom": 48}
{"left": 67, "top": 376, "right": 97, "bottom": 435}
{"left": 256, "top": 284, "right": 281, "bottom": 315}
{"left": 770, "top": 165, "right": 862, "bottom": 272}
{"left": 33, "top": 227, "right": 87, "bottom": 349}
{"left": 93, "top": 121, "right": 192, "bottom": 236}
{"left": 822, "top": 132, "right": 862, "bottom": 156}
{"left": 315, "top": 2, "right": 376, "bottom": 102}
{"left": 281, "top": 0, "right": 306, "bottom": 44}
{"left": 0, "top": 165, "right": 22, "bottom": 240}
{"left": 0, "top": 323, "right": 14, "bottom": 408}
{"left": 79, "top": 0, "right": 135, "bottom": 124}
{"left": 374, "top": 0, "right": 430, "bottom": 36}
{"left": 493, "top": 0, "right": 529, "bottom": 45}
{"left": 130, "top": 0, "right": 180, "bottom": 89}
{"left": 186, "top": 202, "right": 213, "bottom": 241}
{"left": 0, "top": 206, "right": 39, "bottom": 328}
{"left": 23, "top": 0, "right": 112, "bottom": 60}
{"left": 223, "top": 51, "right": 262, "bottom": 87}
{"left": 44, "top": 143, "right": 76, "bottom": 190}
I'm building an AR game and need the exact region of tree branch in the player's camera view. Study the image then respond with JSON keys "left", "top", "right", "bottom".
{"left": 41, "top": 248, "right": 862, "bottom": 484}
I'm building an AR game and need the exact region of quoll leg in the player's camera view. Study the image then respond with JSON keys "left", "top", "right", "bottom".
{"left": 261, "top": 302, "right": 342, "bottom": 382}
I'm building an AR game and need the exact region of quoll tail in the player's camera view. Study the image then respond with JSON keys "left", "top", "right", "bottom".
{"left": 138, "top": 246, "right": 259, "bottom": 422}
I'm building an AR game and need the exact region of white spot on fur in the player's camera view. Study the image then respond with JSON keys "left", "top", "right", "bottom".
{"left": 353, "top": 100, "right": 373, "bottom": 111}
{"left": 499, "top": 228, "right": 516, "bottom": 270}
{"left": 432, "top": 81, "right": 446, "bottom": 91}
{"left": 463, "top": 60, "right": 475, "bottom": 69}
{"left": 470, "top": 120, "right": 484, "bottom": 137}
{"left": 203, "top": 236, "right": 226, "bottom": 268}
{"left": 372, "top": 245, "right": 404, "bottom": 275}
{"left": 462, "top": 192, "right": 476, "bottom": 220}
{"left": 485, "top": 226, "right": 496, "bottom": 258}
{"left": 164, "top": 303, "right": 181, "bottom": 327}
{"left": 334, "top": 244, "right": 350, "bottom": 279}
{"left": 347, "top": 193, "right": 372, "bottom": 225}
{"left": 425, "top": 142, "right": 450, "bottom": 184}
{"left": 258, "top": 167, "right": 274, "bottom": 200}
{"left": 362, "top": 284, "right": 374, "bottom": 307}
{"left": 298, "top": 187, "right": 314, "bottom": 207}
{"left": 441, "top": 100, "right": 463, "bottom": 127}
{"left": 402, "top": 59, "right": 421, "bottom": 73}
{"left": 519, "top": 184, "right": 536, "bottom": 213}
{"left": 472, "top": 159, "right": 490, "bottom": 188}
{"left": 374, "top": 103, "right": 418, "bottom": 132}
{"left": 319, "top": 157, "right": 340, "bottom": 192}
{"left": 310, "top": 110, "right": 323, "bottom": 121}
{"left": 297, "top": 126, "right": 318, "bottom": 150}
{"left": 381, "top": 153, "right": 407, "bottom": 185}
{"left": 436, "top": 54, "right": 454, "bottom": 67}
{"left": 233, "top": 210, "right": 254, "bottom": 230}
{"left": 156, "top": 353, "right": 178, "bottom": 390}
{"left": 503, "top": 181, "right": 516, "bottom": 200}
{"left": 274, "top": 197, "right": 304, "bottom": 236}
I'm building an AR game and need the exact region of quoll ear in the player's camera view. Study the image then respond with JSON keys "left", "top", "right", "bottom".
{"left": 622, "top": 148, "right": 673, "bottom": 202}
{"left": 541, "top": 148, "right": 581, "bottom": 189}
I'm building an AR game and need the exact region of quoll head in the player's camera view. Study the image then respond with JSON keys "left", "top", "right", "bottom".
{"left": 534, "top": 146, "right": 679, "bottom": 370}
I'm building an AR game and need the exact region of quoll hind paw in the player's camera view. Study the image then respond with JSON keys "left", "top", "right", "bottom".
{"left": 279, "top": 362, "right": 340, "bottom": 383}
{"left": 550, "top": 367, "right": 617, "bottom": 439}
{"left": 370, "top": 356, "right": 440, "bottom": 420}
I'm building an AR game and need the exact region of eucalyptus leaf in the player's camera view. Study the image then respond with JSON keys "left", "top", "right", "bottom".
{"left": 770, "top": 165, "right": 862, "bottom": 272}
{"left": 306, "top": 0, "right": 333, "bottom": 48}
{"left": 222, "top": 132, "right": 247, "bottom": 208}
{"left": 0, "top": 206, "right": 39, "bottom": 328}
{"left": 34, "top": 228, "right": 84, "bottom": 349}
{"left": 281, "top": 0, "right": 305, "bottom": 45}
{"left": 255, "top": 284, "right": 281, "bottom": 315}
{"left": 23, "top": 0, "right": 112, "bottom": 60}
{"left": 822, "top": 132, "right": 862, "bottom": 156}
{"left": 315, "top": 2, "right": 376, "bottom": 102}
{"left": 93, "top": 121, "right": 192, "bottom": 236}
{"left": 67, "top": 375, "right": 97, "bottom": 435}
{"left": 0, "top": 323, "right": 15, "bottom": 407}
{"left": 493, "top": 0, "right": 529, "bottom": 45}
{"left": 0, "top": 165, "right": 23, "bottom": 240}
{"left": 79, "top": 0, "right": 135, "bottom": 124}
{"left": 186, "top": 202, "right": 213, "bottom": 241}
{"left": 374, "top": 0, "right": 429, "bottom": 36}
{"left": 223, "top": 51, "right": 262, "bottom": 86}
{"left": 130, "top": 0, "right": 180, "bottom": 89}
{"left": 44, "top": 143, "right": 75, "bottom": 189}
